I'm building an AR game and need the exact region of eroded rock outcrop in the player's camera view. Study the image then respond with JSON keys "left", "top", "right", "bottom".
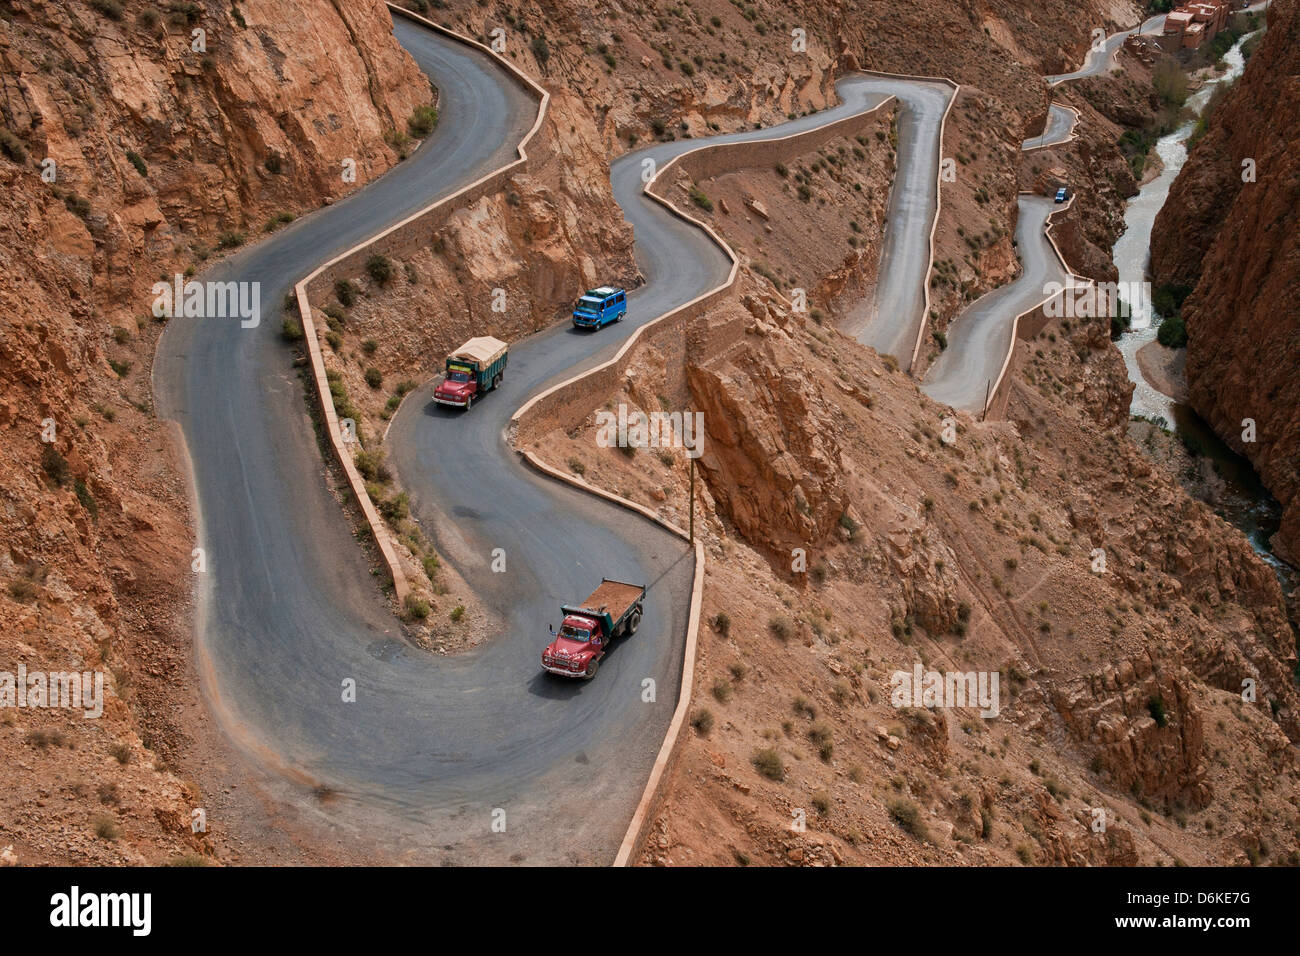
{"left": 1149, "top": 0, "right": 1300, "bottom": 563}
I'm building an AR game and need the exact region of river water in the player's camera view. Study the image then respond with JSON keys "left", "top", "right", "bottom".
{"left": 1109, "top": 29, "right": 1293, "bottom": 586}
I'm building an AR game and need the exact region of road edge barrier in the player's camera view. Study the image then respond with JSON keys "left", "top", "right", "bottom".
{"left": 290, "top": 3, "right": 549, "bottom": 605}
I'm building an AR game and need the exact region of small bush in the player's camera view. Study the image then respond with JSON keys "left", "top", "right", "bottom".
{"left": 1156, "top": 314, "right": 1187, "bottom": 349}
{"left": 41, "top": 445, "right": 69, "bottom": 487}
{"left": 449, "top": 604, "right": 466, "bottom": 622}
{"left": 690, "top": 709, "right": 714, "bottom": 735}
{"left": 125, "top": 150, "right": 147, "bottom": 177}
{"left": 364, "top": 367, "right": 383, "bottom": 389}
{"left": 403, "top": 594, "right": 430, "bottom": 621}
{"left": 92, "top": 814, "right": 120, "bottom": 841}
{"left": 0, "top": 128, "right": 27, "bottom": 163}
{"left": 711, "top": 611, "right": 731, "bottom": 637}
{"left": 711, "top": 679, "right": 732, "bottom": 703}
{"left": 406, "top": 105, "right": 439, "bottom": 137}
{"left": 280, "top": 317, "right": 304, "bottom": 341}
{"left": 334, "top": 279, "right": 358, "bottom": 307}
{"left": 768, "top": 615, "right": 793, "bottom": 641}
{"left": 74, "top": 479, "right": 98, "bottom": 519}
{"left": 365, "top": 254, "right": 393, "bottom": 285}
{"left": 90, "top": 0, "right": 124, "bottom": 20}
{"left": 531, "top": 34, "right": 550, "bottom": 63}
{"left": 109, "top": 742, "right": 131, "bottom": 765}
{"left": 751, "top": 748, "right": 784, "bottom": 781}
{"left": 886, "top": 798, "right": 928, "bottom": 841}
{"left": 1148, "top": 696, "right": 1170, "bottom": 728}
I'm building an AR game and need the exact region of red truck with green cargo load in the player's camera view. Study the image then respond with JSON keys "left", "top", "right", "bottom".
{"left": 541, "top": 579, "right": 645, "bottom": 680}
{"left": 432, "top": 336, "right": 508, "bottom": 410}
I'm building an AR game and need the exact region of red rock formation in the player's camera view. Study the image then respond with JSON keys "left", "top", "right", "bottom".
{"left": 1149, "top": 0, "right": 1300, "bottom": 563}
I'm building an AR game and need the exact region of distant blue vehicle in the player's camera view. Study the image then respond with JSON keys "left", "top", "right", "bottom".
{"left": 1054, "top": 186, "right": 1069, "bottom": 203}
{"left": 572, "top": 286, "right": 627, "bottom": 329}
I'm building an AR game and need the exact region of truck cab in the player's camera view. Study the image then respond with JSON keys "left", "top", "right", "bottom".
{"left": 1054, "top": 186, "right": 1069, "bottom": 203}
{"left": 541, "top": 579, "right": 644, "bottom": 680}
{"left": 572, "top": 286, "right": 627, "bottom": 329}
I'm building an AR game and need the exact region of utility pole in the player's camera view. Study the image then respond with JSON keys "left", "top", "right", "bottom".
{"left": 688, "top": 456, "right": 695, "bottom": 543}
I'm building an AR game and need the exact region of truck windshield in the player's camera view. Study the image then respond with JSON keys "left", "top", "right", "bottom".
{"left": 576, "top": 297, "right": 601, "bottom": 311}
{"left": 447, "top": 370, "right": 470, "bottom": 383}
{"left": 559, "top": 624, "right": 591, "bottom": 641}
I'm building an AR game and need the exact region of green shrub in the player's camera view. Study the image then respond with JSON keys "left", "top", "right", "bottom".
{"left": 406, "top": 105, "right": 439, "bottom": 137}
{"left": 280, "top": 317, "right": 304, "bottom": 341}
{"left": 41, "top": 445, "right": 69, "bottom": 486}
{"left": 1156, "top": 314, "right": 1187, "bottom": 349}
{"left": 365, "top": 254, "right": 393, "bottom": 285}
{"left": 450, "top": 604, "right": 466, "bottom": 622}
{"left": 74, "top": 479, "right": 98, "bottom": 519}
{"left": 364, "top": 367, "right": 383, "bottom": 389}
{"left": 1148, "top": 696, "right": 1170, "bottom": 728}
{"left": 125, "top": 150, "right": 147, "bottom": 177}
{"left": 403, "top": 594, "right": 430, "bottom": 621}
{"left": 334, "top": 278, "right": 358, "bottom": 307}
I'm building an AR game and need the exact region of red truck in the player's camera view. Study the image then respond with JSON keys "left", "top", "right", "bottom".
{"left": 432, "top": 336, "right": 508, "bottom": 410}
{"left": 541, "top": 579, "right": 645, "bottom": 680}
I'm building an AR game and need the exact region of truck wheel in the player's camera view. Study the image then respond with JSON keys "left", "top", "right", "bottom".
{"left": 583, "top": 659, "right": 599, "bottom": 680}
{"left": 493, "top": 373, "right": 502, "bottom": 389}
{"left": 464, "top": 395, "right": 473, "bottom": 411}
{"left": 627, "top": 608, "right": 642, "bottom": 635}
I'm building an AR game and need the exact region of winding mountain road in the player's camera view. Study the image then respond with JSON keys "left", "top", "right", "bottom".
{"left": 155, "top": 17, "right": 690, "bottom": 864}
{"left": 152, "top": 5, "right": 1197, "bottom": 860}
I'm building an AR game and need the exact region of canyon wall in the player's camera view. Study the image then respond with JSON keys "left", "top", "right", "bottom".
{"left": 1149, "top": 0, "right": 1300, "bottom": 563}
{"left": 0, "top": 0, "right": 428, "bottom": 863}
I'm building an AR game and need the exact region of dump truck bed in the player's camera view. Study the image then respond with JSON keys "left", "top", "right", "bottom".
{"left": 582, "top": 579, "right": 644, "bottom": 622}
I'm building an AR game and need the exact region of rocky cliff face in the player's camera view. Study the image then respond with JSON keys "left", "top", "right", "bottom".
{"left": 1149, "top": 0, "right": 1300, "bottom": 564}
{"left": 0, "top": 0, "right": 429, "bottom": 863}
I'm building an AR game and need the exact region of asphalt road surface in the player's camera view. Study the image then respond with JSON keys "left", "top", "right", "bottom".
{"left": 836, "top": 78, "right": 954, "bottom": 369}
{"left": 921, "top": 196, "right": 1070, "bottom": 410}
{"left": 1022, "top": 104, "right": 1077, "bottom": 150}
{"left": 1047, "top": 14, "right": 1168, "bottom": 84}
